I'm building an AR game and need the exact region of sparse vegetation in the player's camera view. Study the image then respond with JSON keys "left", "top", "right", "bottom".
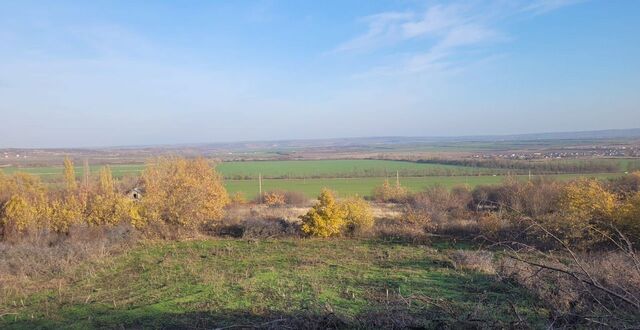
{"left": 2, "top": 157, "right": 640, "bottom": 328}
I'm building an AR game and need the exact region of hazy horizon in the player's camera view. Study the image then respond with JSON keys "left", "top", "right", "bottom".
{"left": 2, "top": 0, "right": 639, "bottom": 148}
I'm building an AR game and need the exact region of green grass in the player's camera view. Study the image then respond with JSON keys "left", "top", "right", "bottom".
{"left": 0, "top": 164, "right": 145, "bottom": 178}
{"left": 216, "top": 159, "right": 491, "bottom": 179}
{"left": 1, "top": 160, "right": 625, "bottom": 198}
{"left": 226, "top": 173, "right": 620, "bottom": 198}
{"left": 0, "top": 239, "right": 546, "bottom": 328}
{"left": 0, "top": 160, "right": 495, "bottom": 179}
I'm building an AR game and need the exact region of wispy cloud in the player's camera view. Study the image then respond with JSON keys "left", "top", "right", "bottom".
{"left": 524, "top": 0, "right": 585, "bottom": 15}
{"left": 333, "top": 1, "right": 583, "bottom": 76}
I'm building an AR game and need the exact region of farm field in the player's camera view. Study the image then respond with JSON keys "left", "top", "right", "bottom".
{"left": 0, "top": 163, "right": 146, "bottom": 179}
{"left": 3, "top": 158, "right": 635, "bottom": 181}
{"left": 0, "top": 160, "right": 495, "bottom": 180}
{"left": 0, "top": 239, "right": 545, "bottom": 328}
{"left": 0, "top": 160, "right": 623, "bottom": 198}
{"left": 226, "top": 173, "right": 620, "bottom": 198}
{"left": 216, "top": 159, "right": 494, "bottom": 178}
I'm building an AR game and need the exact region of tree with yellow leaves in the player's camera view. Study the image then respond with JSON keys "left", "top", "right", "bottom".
{"left": 63, "top": 156, "right": 77, "bottom": 191}
{"left": 615, "top": 192, "right": 640, "bottom": 242}
{"left": 552, "top": 178, "right": 617, "bottom": 247}
{"left": 0, "top": 173, "right": 49, "bottom": 236}
{"left": 558, "top": 179, "right": 616, "bottom": 222}
{"left": 300, "top": 188, "right": 346, "bottom": 237}
{"left": 141, "top": 157, "right": 229, "bottom": 227}
{"left": 85, "top": 166, "right": 140, "bottom": 227}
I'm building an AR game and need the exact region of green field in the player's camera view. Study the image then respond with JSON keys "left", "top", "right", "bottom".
{"left": 0, "top": 239, "right": 545, "bottom": 328}
{"left": 225, "top": 173, "right": 620, "bottom": 198}
{"left": 1, "top": 160, "right": 623, "bottom": 198}
{"left": 2, "top": 160, "right": 494, "bottom": 179}
{"left": 0, "top": 164, "right": 145, "bottom": 178}
{"left": 216, "top": 159, "right": 493, "bottom": 179}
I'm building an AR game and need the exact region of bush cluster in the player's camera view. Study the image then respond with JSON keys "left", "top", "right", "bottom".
{"left": 0, "top": 157, "right": 229, "bottom": 240}
{"left": 372, "top": 179, "right": 409, "bottom": 203}
{"left": 387, "top": 172, "right": 640, "bottom": 249}
{"left": 299, "top": 189, "right": 373, "bottom": 237}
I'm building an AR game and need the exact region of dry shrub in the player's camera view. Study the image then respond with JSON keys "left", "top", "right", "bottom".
{"left": 436, "top": 218, "right": 480, "bottom": 237}
{"left": 470, "top": 177, "right": 561, "bottom": 217}
{"left": 258, "top": 190, "right": 308, "bottom": 207}
{"left": 449, "top": 250, "right": 495, "bottom": 274}
{"left": 405, "top": 185, "right": 472, "bottom": 234}
{"left": 372, "top": 179, "right": 409, "bottom": 203}
{"left": 373, "top": 217, "right": 429, "bottom": 244}
{"left": 214, "top": 217, "right": 301, "bottom": 239}
{"left": 283, "top": 191, "right": 308, "bottom": 206}
{"left": 608, "top": 171, "right": 640, "bottom": 197}
{"left": 229, "top": 192, "right": 248, "bottom": 205}
{"left": 412, "top": 185, "right": 471, "bottom": 221}
{"left": 402, "top": 205, "right": 434, "bottom": 231}
{"left": 210, "top": 204, "right": 303, "bottom": 238}
{"left": 0, "top": 223, "right": 138, "bottom": 294}
{"left": 497, "top": 250, "right": 640, "bottom": 328}
{"left": 477, "top": 212, "right": 509, "bottom": 240}
{"left": 263, "top": 190, "right": 286, "bottom": 207}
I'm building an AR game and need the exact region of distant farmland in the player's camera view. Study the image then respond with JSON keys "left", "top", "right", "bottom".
{"left": 0, "top": 159, "right": 625, "bottom": 198}
{"left": 216, "top": 159, "right": 498, "bottom": 178}
{"left": 0, "top": 160, "right": 497, "bottom": 179}
{"left": 225, "top": 173, "right": 619, "bottom": 198}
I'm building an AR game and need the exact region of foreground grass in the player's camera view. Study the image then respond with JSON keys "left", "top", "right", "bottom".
{"left": 1, "top": 239, "right": 547, "bottom": 328}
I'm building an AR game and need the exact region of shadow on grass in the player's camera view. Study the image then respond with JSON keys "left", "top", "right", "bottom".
{"left": 1, "top": 239, "right": 547, "bottom": 329}
{"left": 1, "top": 307, "right": 482, "bottom": 329}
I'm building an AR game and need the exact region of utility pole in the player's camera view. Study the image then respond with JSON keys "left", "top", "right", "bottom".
{"left": 258, "top": 173, "right": 263, "bottom": 203}
{"left": 396, "top": 170, "right": 400, "bottom": 187}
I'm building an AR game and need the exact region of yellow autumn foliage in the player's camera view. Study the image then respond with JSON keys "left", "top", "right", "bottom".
{"left": 229, "top": 192, "right": 247, "bottom": 205}
{"left": 0, "top": 173, "right": 49, "bottom": 234}
{"left": 85, "top": 166, "right": 141, "bottom": 227}
{"left": 550, "top": 178, "right": 618, "bottom": 246}
{"left": 141, "top": 157, "right": 229, "bottom": 227}
{"left": 340, "top": 196, "right": 374, "bottom": 236}
{"left": 49, "top": 195, "right": 84, "bottom": 232}
{"left": 300, "top": 188, "right": 347, "bottom": 237}
{"left": 63, "top": 156, "right": 78, "bottom": 191}
{"left": 616, "top": 192, "right": 640, "bottom": 241}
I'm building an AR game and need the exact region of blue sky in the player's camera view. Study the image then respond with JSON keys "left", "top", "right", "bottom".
{"left": 1, "top": 0, "right": 639, "bottom": 148}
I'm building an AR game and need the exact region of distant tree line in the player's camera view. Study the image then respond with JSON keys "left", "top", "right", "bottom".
{"left": 415, "top": 158, "right": 622, "bottom": 174}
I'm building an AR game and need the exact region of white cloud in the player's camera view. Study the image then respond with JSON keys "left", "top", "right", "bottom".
{"left": 332, "top": 11, "right": 412, "bottom": 53}
{"left": 333, "top": 1, "right": 583, "bottom": 76}
{"left": 524, "top": 0, "right": 585, "bottom": 15}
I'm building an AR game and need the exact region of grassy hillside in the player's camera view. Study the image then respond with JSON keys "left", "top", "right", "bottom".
{"left": 0, "top": 239, "right": 546, "bottom": 328}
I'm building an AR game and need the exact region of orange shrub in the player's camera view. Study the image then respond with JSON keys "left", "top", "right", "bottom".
{"left": 263, "top": 191, "right": 286, "bottom": 207}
